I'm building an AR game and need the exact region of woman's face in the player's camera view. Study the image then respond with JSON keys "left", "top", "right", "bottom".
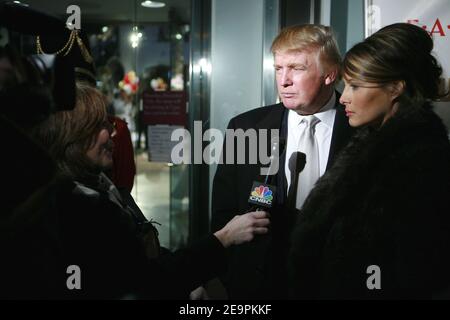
{"left": 86, "top": 121, "right": 114, "bottom": 171}
{"left": 339, "top": 77, "right": 398, "bottom": 128}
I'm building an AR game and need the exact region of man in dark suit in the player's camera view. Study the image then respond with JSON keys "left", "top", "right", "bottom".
{"left": 211, "top": 24, "right": 354, "bottom": 299}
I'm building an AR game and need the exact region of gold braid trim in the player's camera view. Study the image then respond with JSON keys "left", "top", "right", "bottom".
{"left": 75, "top": 31, "right": 94, "bottom": 64}
{"left": 36, "top": 29, "right": 94, "bottom": 64}
{"left": 36, "top": 29, "right": 76, "bottom": 56}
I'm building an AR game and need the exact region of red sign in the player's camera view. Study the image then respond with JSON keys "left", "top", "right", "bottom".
{"left": 407, "top": 18, "right": 450, "bottom": 36}
{"left": 142, "top": 91, "right": 187, "bottom": 126}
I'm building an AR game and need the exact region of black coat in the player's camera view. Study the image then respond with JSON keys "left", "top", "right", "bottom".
{"left": 2, "top": 178, "right": 226, "bottom": 299}
{"left": 289, "top": 105, "right": 450, "bottom": 299}
{"left": 212, "top": 99, "right": 354, "bottom": 299}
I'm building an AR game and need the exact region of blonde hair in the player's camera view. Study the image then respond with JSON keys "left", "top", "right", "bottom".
{"left": 271, "top": 24, "right": 341, "bottom": 74}
{"left": 33, "top": 82, "right": 107, "bottom": 181}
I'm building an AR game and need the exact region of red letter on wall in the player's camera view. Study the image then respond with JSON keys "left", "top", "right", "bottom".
{"left": 430, "top": 18, "right": 445, "bottom": 36}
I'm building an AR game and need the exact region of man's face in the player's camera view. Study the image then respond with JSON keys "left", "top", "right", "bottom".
{"left": 274, "top": 50, "right": 331, "bottom": 115}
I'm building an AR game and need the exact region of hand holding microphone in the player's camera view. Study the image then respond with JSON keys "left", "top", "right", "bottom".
{"left": 213, "top": 138, "right": 286, "bottom": 247}
{"left": 213, "top": 210, "right": 270, "bottom": 248}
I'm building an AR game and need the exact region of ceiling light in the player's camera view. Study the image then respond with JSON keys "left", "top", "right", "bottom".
{"left": 141, "top": 1, "right": 165, "bottom": 8}
{"left": 130, "top": 27, "right": 142, "bottom": 49}
{"left": 13, "top": 1, "right": 29, "bottom": 6}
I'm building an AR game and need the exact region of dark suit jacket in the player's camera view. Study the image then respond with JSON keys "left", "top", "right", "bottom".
{"left": 211, "top": 95, "right": 354, "bottom": 299}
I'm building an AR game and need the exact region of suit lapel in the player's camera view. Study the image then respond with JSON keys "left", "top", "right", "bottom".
{"left": 254, "top": 103, "right": 286, "bottom": 131}
{"left": 254, "top": 103, "right": 288, "bottom": 205}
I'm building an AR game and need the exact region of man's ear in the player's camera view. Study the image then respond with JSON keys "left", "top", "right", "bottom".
{"left": 324, "top": 68, "right": 338, "bottom": 85}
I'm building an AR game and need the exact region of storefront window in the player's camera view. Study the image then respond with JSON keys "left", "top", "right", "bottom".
{"left": 19, "top": 0, "right": 191, "bottom": 249}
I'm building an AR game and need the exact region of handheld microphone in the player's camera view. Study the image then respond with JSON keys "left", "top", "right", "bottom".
{"left": 248, "top": 137, "right": 286, "bottom": 209}
{"left": 286, "top": 151, "right": 306, "bottom": 209}
{"left": 263, "top": 137, "right": 285, "bottom": 185}
{"left": 288, "top": 151, "right": 306, "bottom": 182}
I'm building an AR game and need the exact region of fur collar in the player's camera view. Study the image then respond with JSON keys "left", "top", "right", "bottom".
{"left": 301, "top": 104, "right": 448, "bottom": 219}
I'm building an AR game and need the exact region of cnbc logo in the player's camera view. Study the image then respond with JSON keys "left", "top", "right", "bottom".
{"left": 249, "top": 185, "right": 274, "bottom": 206}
